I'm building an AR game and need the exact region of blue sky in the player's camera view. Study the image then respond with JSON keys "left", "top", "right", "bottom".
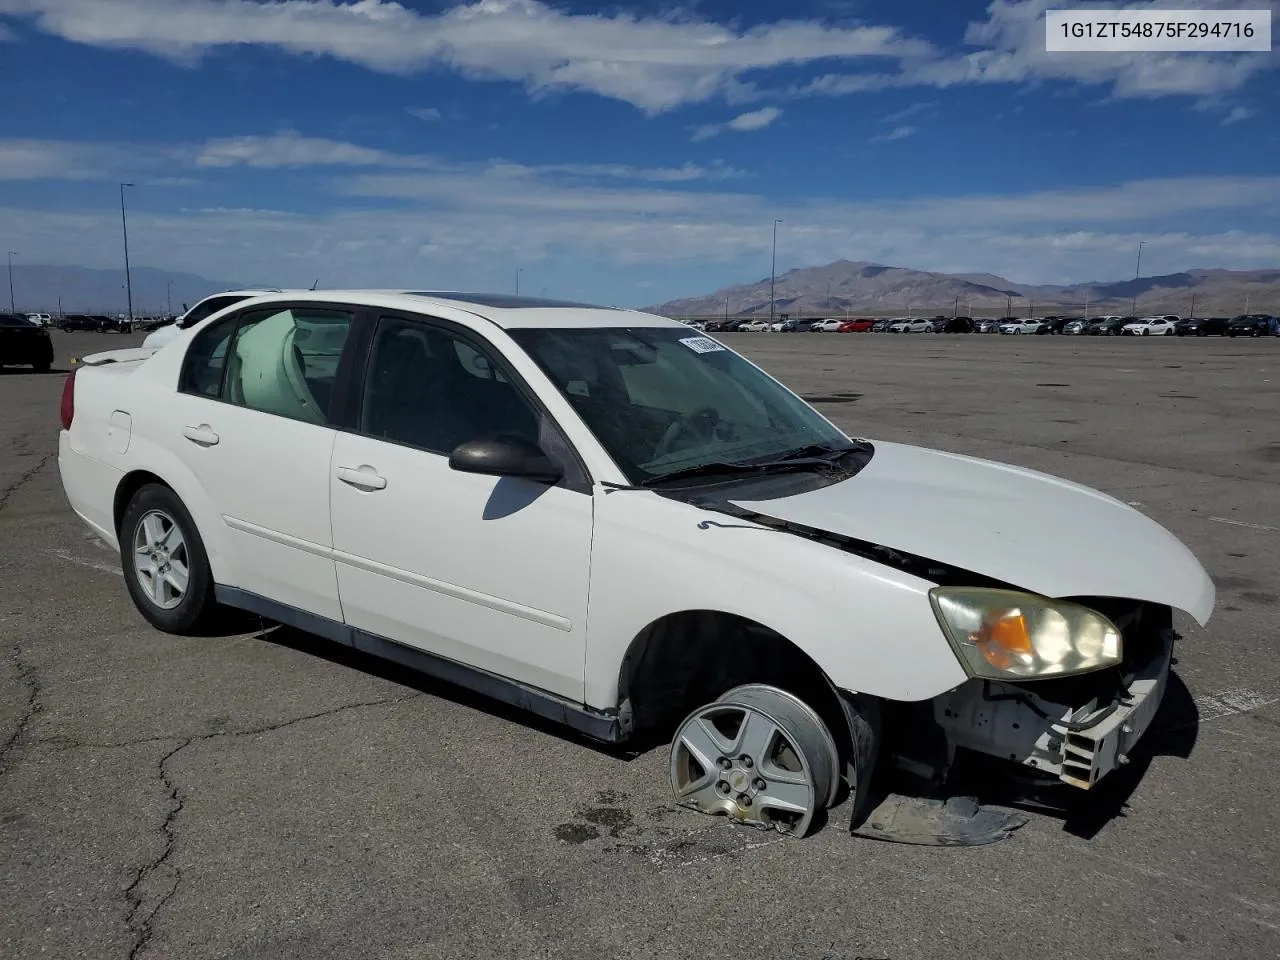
{"left": 1, "top": 0, "right": 1277, "bottom": 306}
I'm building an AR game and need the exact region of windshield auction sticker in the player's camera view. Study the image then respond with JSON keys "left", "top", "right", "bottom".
{"left": 679, "top": 336, "right": 727, "bottom": 353}
{"left": 1046, "top": 9, "right": 1270, "bottom": 51}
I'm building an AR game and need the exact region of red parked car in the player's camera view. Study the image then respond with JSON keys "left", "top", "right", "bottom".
{"left": 838, "top": 318, "right": 876, "bottom": 332}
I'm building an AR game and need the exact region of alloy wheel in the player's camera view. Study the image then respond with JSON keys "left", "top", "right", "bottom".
{"left": 132, "top": 510, "right": 190, "bottom": 610}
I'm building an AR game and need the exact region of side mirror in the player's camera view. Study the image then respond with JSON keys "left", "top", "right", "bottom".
{"left": 448, "top": 437, "right": 564, "bottom": 484}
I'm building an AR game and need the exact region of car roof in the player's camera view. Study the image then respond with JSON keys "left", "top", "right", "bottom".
{"left": 227, "top": 290, "right": 682, "bottom": 331}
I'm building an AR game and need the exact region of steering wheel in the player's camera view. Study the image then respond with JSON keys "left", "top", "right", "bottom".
{"left": 654, "top": 406, "right": 729, "bottom": 459}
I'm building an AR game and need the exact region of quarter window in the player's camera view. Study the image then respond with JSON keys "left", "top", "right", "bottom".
{"left": 179, "top": 306, "right": 354, "bottom": 425}
{"left": 361, "top": 317, "right": 540, "bottom": 455}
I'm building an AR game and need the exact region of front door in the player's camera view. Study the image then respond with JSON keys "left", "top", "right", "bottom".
{"left": 166, "top": 303, "right": 358, "bottom": 620}
{"left": 329, "top": 313, "right": 594, "bottom": 701}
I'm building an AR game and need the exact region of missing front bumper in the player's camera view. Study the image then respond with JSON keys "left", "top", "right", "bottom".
{"left": 932, "top": 628, "right": 1174, "bottom": 790}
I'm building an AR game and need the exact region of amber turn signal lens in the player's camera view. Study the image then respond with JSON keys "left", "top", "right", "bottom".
{"left": 973, "top": 610, "right": 1033, "bottom": 670}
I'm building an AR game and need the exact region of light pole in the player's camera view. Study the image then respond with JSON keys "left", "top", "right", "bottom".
{"left": 120, "top": 183, "right": 135, "bottom": 326}
{"left": 6, "top": 250, "right": 16, "bottom": 313}
{"left": 515, "top": 268, "right": 522, "bottom": 296}
{"left": 769, "top": 218, "right": 782, "bottom": 329}
{"left": 1130, "top": 240, "right": 1145, "bottom": 316}
{"left": 166, "top": 279, "right": 172, "bottom": 317}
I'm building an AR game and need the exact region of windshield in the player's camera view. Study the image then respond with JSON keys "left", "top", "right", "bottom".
{"left": 509, "top": 326, "right": 852, "bottom": 484}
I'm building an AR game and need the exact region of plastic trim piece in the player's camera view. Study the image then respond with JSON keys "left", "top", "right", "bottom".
{"left": 213, "top": 585, "right": 623, "bottom": 742}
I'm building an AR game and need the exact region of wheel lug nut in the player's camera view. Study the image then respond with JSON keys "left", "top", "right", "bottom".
{"left": 741, "top": 756, "right": 753, "bottom": 768}
{"left": 717, "top": 781, "right": 731, "bottom": 794}
{"left": 754, "top": 778, "right": 766, "bottom": 791}
{"left": 717, "top": 757, "right": 732, "bottom": 770}
{"left": 739, "top": 794, "right": 752, "bottom": 807}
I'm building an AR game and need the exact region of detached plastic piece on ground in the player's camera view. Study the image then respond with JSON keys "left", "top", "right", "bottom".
{"left": 851, "top": 794, "right": 1029, "bottom": 846}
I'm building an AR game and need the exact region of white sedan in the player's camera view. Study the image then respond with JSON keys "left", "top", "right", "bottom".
{"left": 58, "top": 290, "right": 1214, "bottom": 841}
{"left": 999, "top": 318, "right": 1044, "bottom": 334}
{"left": 737, "top": 319, "right": 770, "bottom": 332}
{"left": 1123, "top": 317, "right": 1179, "bottom": 336}
{"left": 809, "top": 318, "right": 843, "bottom": 332}
{"left": 888, "top": 319, "right": 933, "bottom": 333}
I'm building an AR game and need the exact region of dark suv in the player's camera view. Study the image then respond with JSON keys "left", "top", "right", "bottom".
{"left": 1177, "top": 317, "right": 1229, "bottom": 337}
{"left": 1086, "top": 317, "right": 1127, "bottom": 336}
{"left": 1226, "top": 315, "right": 1275, "bottom": 338}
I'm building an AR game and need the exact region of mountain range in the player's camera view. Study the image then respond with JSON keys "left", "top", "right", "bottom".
{"left": 648, "top": 261, "right": 1280, "bottom": 318}
{"left": 5, "top": 261, "right": 1277, "bottom": 319}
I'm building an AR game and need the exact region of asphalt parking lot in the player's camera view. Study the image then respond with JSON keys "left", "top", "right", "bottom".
{"left": 2, "top": 329, "right": 1278, "bottom": 959}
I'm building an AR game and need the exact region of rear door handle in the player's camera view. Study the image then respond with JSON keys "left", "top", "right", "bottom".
{"left": 182, "top": 425, "right": 220, "bottom": 446}
{"left": 336, "top": 465, "right": 387, "bottom": 491}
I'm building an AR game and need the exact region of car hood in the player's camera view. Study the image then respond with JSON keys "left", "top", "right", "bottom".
{"left": 731, "top": 440, "right": 1214, "bottom": 624}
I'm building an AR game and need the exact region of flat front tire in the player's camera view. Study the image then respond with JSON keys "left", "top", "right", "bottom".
{"left": 669, "top": 684, "right": 841, "bottom": 838}
{"left": 119, "top": 484, "right": 218, "bottom": 634}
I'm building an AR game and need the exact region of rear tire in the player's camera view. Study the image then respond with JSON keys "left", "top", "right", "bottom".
{"left": 119, "top": 484, "right": 219, "bottom": 634}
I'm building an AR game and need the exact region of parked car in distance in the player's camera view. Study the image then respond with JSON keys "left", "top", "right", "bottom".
{"left": 25, "top": 313, "right": 53, "bottom": 327}
{"left": 999, "top": 318, "right": 1044, "bottom": 335}
{"left": 1086, "top": 317, "right": 1127, "bottom": 336}
{"left": 838, "top": 319, "right": 876, "bottom": 333}
{"left": 1035, "top": 317, "right": 1073, "bottom": 335}
{"left": 0, "top": 313, "right": 54, "bottom": 371}
{"left": 779, "top": 318, "right": 812, "bottom": 332}
{"left": 1175, "top": 317, "right": 1227, "bottom": 337}
{"left": 932, "top": 317, "right": 975, "bottom": 334}
{"left": 889, "top": 318, "right": 934, "bottom": 333}
{"left": 1226, "top": 314, "right": 1275, "bottom": 337}
{"left": 59, "top": 314, "right": 101, "bottom": 332}
{"left": 976, "top": 319, "right": 1002, "bottom": 334}
{"left": 57, "top": 289, "right": 1216, "bottom": 841}
{"left": 737, "top": 319, "right": 770, "bottom": 332}
{"left": 1123, "top": 316, "right": 1179, "bottom": 336}
{"left": 806, "top": 318, "right": 842, "bottom": 332}
{"left": 870, "top": 319, "right": 895, "bottom": 332}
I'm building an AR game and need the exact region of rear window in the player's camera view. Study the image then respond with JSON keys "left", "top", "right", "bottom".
{"left": 0, "top": 314, "right": 34, "bottom": 327}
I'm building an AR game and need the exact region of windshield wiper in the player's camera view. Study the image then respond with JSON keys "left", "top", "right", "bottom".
{"left": 638, "top": 455, "right": 844, "bottom": 488}
{"left": 770, "top": 442, "right": 861, "bottom": 462}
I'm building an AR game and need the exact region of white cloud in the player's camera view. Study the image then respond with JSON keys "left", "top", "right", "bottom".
{"left": 1221, "top": 106, "right": 1254, "bottom": 125}
{"left": 408, "top": 107, "right": 442, "bottom": 122}
{"left": 884, "top": 101, "right": 936, "bottom": 123}
{"left": 194, "top": 133, "right": 422, "bottom": 169}
{"left": 0, "top": 0, "right": 930, "bottom": 113}
{"left": 870, "top": 125, "right": 915, "bottom": 142}
{"left": 4, "top": 158, "right": 1277, "bottom": 298}
{"left": 692, "top": 106, "right": 782, "bottom": 140}
{"left": 0, "top": 133, "right": 746, "bottom": 186}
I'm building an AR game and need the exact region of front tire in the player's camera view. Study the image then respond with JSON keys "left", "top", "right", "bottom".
{"left": 669, "top": 684, "right": 842, "bottom": 838}
{"left": 119, "top": 484, "right": 218, "bottom": 634}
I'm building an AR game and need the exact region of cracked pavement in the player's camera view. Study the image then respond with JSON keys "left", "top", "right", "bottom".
{"left": 2, "top": 331, "right": 1278, "bottom": 959}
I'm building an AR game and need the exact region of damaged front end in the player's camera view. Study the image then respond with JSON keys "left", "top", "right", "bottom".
{"left": 932, "top": 598, "right": 1174, "bottom": 790}
{"left": 851, "top": 600, "right": 1176, "bottom": 845}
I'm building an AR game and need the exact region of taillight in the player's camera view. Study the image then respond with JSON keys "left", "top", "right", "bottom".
{"left": 59, "top": 368, "right": 77, "bottom": 431}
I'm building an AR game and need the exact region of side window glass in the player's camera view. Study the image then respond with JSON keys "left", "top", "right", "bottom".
{"left": 223, "top": 308, "right": 354, "bottom": 424}
{"left": 362, "top": 317, "right": 539, "bottom": 455}
{"left": 179, "top": 314, "right": 239, "bottom": 398}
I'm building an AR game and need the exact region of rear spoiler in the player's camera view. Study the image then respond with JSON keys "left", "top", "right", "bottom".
{"left": 70, "top": 346, "right": 160, "bottom": 367}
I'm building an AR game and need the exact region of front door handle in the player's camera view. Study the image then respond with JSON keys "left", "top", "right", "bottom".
{"left": 182, "top": 425, "right": 220, "bottom": 446}
{"left": 336, "top": 465, "right": 387, "bottom": 491}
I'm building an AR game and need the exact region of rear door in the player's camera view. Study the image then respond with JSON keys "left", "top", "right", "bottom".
{"left": 163, "top": 301, "right": 361, "bottom": 620}
{"left": 327, "top": 311, "right": 594, "bottom": 700}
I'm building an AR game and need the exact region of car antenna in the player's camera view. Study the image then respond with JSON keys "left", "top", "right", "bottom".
{"left": 310, "top": 278, "right": 319, "bottom": 291}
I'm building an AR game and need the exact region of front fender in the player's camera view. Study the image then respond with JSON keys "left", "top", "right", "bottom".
{"left": 583, "top": 492, "right": 967, "bottom": 710}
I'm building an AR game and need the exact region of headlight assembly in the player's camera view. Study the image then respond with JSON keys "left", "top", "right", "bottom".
{"left": 929, "top": 588, "right": 1121, "bottom": 680}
